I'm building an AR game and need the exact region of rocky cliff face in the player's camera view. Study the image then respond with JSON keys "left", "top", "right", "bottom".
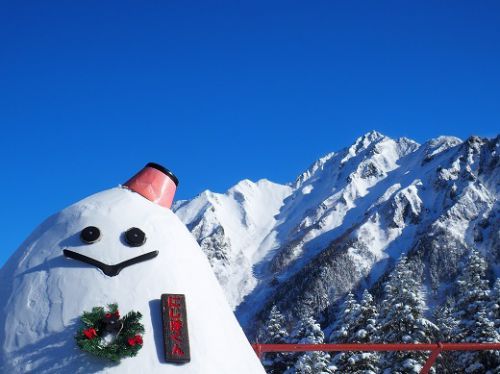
{"left": 174, "top": 131, "right": 499, "bottom": 337}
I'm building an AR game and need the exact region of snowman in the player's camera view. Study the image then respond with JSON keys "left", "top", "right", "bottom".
{"left": 0, "top": 163, "right": 266, "bottom": 373}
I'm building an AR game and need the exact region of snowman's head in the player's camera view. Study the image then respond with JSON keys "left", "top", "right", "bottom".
{"left": 61, "top": 163, "right": 179, "bottom": 277}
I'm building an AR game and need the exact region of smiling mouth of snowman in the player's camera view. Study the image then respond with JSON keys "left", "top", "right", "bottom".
{"left": 63, "top": 249, "right": 159, "bottom": 277}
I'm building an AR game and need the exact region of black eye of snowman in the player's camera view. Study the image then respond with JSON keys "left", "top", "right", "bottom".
{"left": 80, "top": 226, "right": 101, "bottom": 244}
{"left": 125, "top": 227, "right": 146, "bottom": 247}
{"left": 64, "top": 226, "right": 157, "bottom": 277}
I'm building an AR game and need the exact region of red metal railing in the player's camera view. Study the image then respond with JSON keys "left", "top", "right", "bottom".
{"left": 251, "top": 343, "right": 500, "bottom": 374}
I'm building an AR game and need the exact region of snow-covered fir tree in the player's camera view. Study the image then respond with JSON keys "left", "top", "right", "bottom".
{"left": 259, "top": 305, "right": 290, "bottom": 373}
{"left": 489, "top": 279, "right": 500, "bottom": 374}
{"left": 435, "top": 297, "right": 459, "bottom": 343}
{"left": 330, "top": 290, "right": 380, "bottom": 373}
{"left": 434, "top": 297, "right": 459, "bottom": 373}
{"left": 329, "top": 292, "right": 359, "bottom": 343}
{"left": 488, "top": 279, "right": 500, "bottom": 336}
{"left": 285, "top": 315, "right": 333, "bottom": 374}
{"left": 377, "top": 256, "right": 438, "bottom": 374}
{"left": 259, "top": 304, "right": 288, "bottom": 344}
{"left": 329, "top": 292, "right": 360, "bottom": 371}
{"left": 345, "top": 290, "right": 380, "bottom": 374}
{"left": 452, "top": 249, "right": 500, "bottom": 373}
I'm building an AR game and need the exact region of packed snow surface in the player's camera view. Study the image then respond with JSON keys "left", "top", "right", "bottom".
{"left": 0, "top": 187, "right": 265, "bottom": 373}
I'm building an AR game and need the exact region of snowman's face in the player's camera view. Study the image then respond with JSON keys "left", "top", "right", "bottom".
{"left": 58, "top": 188, "right": 170, "bottom": 278}
{"left": 63, "top": 225, "right": 158, "bottom": 276}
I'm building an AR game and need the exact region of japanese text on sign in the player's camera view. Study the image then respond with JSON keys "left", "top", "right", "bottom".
{"left": 161, "top": 294, "right": 190, "bottom": 363}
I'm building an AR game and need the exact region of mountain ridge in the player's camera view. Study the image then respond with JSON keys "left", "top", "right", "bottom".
{"left": 173, "top": 131, "right": 499, "bottom": 340}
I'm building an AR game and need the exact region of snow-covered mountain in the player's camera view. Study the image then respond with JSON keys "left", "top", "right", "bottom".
{"left": 173, "top": 131, "right": 499, "bottom": 339}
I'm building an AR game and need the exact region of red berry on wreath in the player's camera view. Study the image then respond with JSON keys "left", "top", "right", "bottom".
{"left": 83, "top": 327, "right": 97, "bottom": 339}
{"left": 128, "top": 337, "right": 137, "bottom": 346}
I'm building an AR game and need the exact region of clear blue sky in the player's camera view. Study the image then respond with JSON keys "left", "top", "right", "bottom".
{"left": 1, "top": 1, "right": 499, "bottom": 267}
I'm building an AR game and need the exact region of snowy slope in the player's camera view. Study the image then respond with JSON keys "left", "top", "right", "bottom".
{"left": 174, "top": 179, "right": 292, "bottom": 308}
{"left": 174, "top": 131, "right": 499, "bottom": 337}
{"left": 0, "top": 187, "right": 265, "bottom": 373}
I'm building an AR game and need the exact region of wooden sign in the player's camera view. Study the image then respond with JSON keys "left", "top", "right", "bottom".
{"left": 161, "top": 294, "right": 190, "bottom": 363}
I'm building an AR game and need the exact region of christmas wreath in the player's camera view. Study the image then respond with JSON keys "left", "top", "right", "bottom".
{"left": 75, "top": 303, "right": 145, "bottom": 362}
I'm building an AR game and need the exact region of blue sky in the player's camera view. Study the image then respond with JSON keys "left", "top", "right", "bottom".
{"left": 0, "top": 1, "right": 499, "bottom": 266}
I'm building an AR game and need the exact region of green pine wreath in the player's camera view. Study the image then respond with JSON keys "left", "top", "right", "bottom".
{"left": 75, "top": 303, "right": 145, "bottom": 362}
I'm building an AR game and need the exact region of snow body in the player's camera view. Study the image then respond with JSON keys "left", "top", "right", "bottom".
{"left": 0, "top": 187, "right": 265, "bottom": 373}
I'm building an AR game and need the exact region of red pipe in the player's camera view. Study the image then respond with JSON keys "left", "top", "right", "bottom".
{"left": 251, "top": 343, "right": 500, "bottom": 374}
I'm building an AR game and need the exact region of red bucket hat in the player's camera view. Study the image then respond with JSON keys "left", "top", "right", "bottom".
{"left": 124, "top": 162, "right": 179, "bottom": 209}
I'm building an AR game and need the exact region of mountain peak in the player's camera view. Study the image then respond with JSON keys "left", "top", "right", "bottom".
{"left": 227, "top": 178, "right": 255, "bottom": 193}
{"left": 350, "top": 131, "right": 387, "bottom": 151}
{"left": 361, "top": 130, "right": 386, "bottom": 142}
{"left": 339, "top": 131, "right": 390, "bottom": 166}
{"left": 354, "top": 130, "right": 388, "bottom": 150}
{"left": 422, "top": 135, "right": 462, "bottom": 162}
